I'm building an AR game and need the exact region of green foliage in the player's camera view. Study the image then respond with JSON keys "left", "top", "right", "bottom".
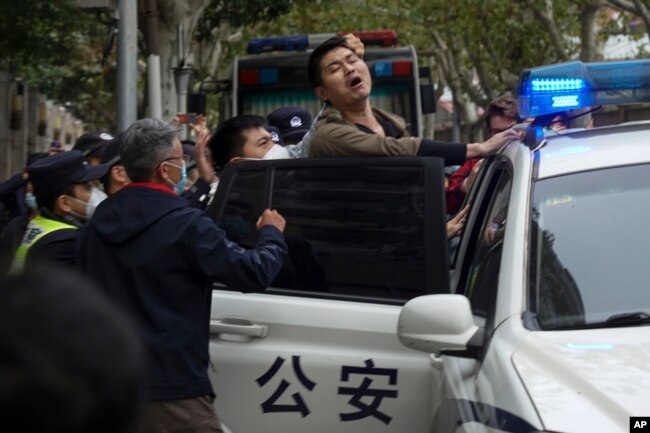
{"left": 196, "top": 0, "right": 294, "bottom": 42}
{"left": 3, "top": 0, "right": 646, "bottom": 131}
{"left": 0, "top": 0, "right": 87, "bottom": 67}
{"left": 0, "top": 0, "right": 117, "bottom": 129}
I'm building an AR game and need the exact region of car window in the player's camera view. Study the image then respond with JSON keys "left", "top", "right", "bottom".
{"left": 461, "top": 167, "right": 513, "bottom": 319}
{"left": 529, "top": 163, "right": 650, "bottom": 330}
{"left": 215, "top": 161, "right": 447, "bottom": 303}
{"left": 449, "top": 158, "right": 491, "bottom": 267}
{"left": 218, "top": 170, "right": 268, "bottom": 247}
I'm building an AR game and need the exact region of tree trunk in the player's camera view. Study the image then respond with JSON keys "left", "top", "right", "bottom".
{"left": 580, "top": 1, "right": 605, "bottom": 62}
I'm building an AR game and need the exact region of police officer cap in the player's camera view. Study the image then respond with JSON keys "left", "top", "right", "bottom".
{"left": 267, "top": 106, "right": 311, "bottom": 141}
{"left": 264, "top": 125, "right": 284, "bottom": 146}
{"left": 99, "top": 135, "right": 122, "bottom": 167}
{"left": 73, "top": 131, "right": 114, "bottom": 157}
{"left": 28, "top": 150, "right": 110, "bottom": 197}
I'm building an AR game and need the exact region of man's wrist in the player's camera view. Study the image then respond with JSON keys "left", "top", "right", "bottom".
{"left": 466, "top": 142, "right": 482, "bottom": 159}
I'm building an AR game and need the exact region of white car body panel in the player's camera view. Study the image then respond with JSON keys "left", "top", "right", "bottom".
{"left": 210, "top": 290, "right": 438, "bottom": 433}
{"left": 513, "top": 327, "right": 650, "bottom": 433}
{"left": 537, "top": 121, "right": 650, "bottom": 179}
{"left": 492, "top": 143, "right": 532, "bottom": 328}
{"left": 432, "top": 316, "right": 542, "bottom": 433}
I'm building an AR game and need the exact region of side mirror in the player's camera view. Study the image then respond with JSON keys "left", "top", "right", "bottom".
{"left": 397, "top": 294, "right": 482, "bottom": 358}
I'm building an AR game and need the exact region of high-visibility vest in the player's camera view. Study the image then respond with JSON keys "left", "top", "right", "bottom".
{"left": 10, "top": 215, "right": 77, "bottom": 273}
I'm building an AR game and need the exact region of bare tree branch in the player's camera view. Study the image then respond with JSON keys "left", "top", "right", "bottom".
{"left": 523, "top": 0, "right": 571, "bottom": 60}
{"left": 429, "top": 30, "right": 476, "bottom": 140}
{"left": 608, "top": 0, "right": 650, "bottom": 40}
{"left": 463, "top": 34, "right": 493, "bottom": 105}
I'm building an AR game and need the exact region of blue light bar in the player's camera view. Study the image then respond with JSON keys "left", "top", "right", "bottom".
{"left": 247, "top": 35, "right": 309, "bottom": 54}
{"left": 530, "top": 78, "right": 586, "bottom": 92}
{"left": 517, "top": 60, "right": 650, "bottom": 118}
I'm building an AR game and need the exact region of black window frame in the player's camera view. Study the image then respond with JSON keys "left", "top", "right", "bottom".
{"left": 453, "top": 156, "right": 513, "bottom": 319}
{"left": 207, "top": 157, "right": 450, "bottom": 305}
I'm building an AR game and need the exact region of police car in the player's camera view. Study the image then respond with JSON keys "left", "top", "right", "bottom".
{"left": 398, "top": 59, "right": 650, "bottom": 432}
{"left": 207, "top": 59, "right": 650, "bottom": 433}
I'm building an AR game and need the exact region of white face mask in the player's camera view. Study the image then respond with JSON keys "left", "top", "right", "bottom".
{"left": 262, "top": 144, "right": 291, "bottom": 160}
{"left": 86, "top": 186, "right": 108, "bottom": 217}
{"left": 68, "top": 186, "right": 108, "bottom": 220}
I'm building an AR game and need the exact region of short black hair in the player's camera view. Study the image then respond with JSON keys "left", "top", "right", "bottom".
{"left": 308, "top": 36, "right": 352, "bottom": 89}
{"left": 208, "top": 115, "right": 266, "bottom": 170}
{"left": 35, "top": 184, "right": 75, "bottom": 213}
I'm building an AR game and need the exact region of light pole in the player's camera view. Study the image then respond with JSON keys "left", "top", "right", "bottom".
{"left": 117, "top": 0, "right": 137, "bottom": 131}
{"left": 173, "top": 24, "right": 193, "bottom": 139}
{"left": 173, "top": 66, "right": 193, "bottom": 140}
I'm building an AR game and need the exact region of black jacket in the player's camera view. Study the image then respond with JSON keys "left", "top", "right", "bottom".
{"left": 76, "top": 184, "right": 287, "bottom": 401}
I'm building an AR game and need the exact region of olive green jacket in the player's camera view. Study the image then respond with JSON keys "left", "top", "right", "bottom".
{"left": 309, "top": 105, "right": 421, "bottom": 158}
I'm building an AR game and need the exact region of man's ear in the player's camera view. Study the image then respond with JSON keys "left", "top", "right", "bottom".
{"left": 314, "top": 86, "right": 328, "bottom": 103}
{"left": 56, "top": 194, "right": 73, "bottom": 214}
{"left": 157, "top": 162, "right": 170, "bottom": 181}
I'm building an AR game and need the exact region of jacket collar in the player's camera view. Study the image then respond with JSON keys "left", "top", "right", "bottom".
{"left": 318, "top": 104, "right": 408, "bottom": 134}
{"left": 123, "top": 181, "right": 176, "bottom": 195}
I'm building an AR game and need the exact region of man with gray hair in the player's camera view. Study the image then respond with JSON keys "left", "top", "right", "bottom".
{"left": 76, "top": 118, "right": 288, "bottom": 433}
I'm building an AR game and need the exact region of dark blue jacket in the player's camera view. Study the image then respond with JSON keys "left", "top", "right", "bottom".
{"left": 76, "top": 184, "right": 287, "bottom": 401}
{"left": 0, "top": 173, "right": 27, "bottom": 224}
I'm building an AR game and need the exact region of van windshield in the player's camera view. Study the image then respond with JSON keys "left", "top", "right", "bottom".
{"left": 529, "top": 164, "right": 650, "bottom": 330}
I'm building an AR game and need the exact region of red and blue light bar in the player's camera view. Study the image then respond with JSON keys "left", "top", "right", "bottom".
{"left": 240, "top": 59, "right": 413, "bottom": 87}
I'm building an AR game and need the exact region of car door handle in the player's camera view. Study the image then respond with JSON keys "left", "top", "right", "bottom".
{"left": 210, "top": 317, "right": 269, "bottom": 338}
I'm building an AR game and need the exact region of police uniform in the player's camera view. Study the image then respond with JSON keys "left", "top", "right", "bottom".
{"left": 10, "top": 151, "right": 109, "bottom": 272}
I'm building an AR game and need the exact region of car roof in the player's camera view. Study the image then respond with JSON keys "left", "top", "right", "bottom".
{"left": 535, "top": 120, "right": 650, "bottom": 179}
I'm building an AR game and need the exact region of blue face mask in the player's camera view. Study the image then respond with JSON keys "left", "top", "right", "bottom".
{"left": 165, "top": 161, "right": 187, "bottom": 195}
{"left": 25, "top": 192, "right": 38, "bottom": 211}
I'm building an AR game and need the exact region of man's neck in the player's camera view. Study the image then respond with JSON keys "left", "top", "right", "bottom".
{"left": 339, "top": 102, "right": 385, "bottom": 136}
{"left": 124, "top": 177, "right": 175, "bottom": 195}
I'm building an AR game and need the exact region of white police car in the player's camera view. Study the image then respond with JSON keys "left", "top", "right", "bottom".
{"left": 206, "top": 58, "right": 650, "bottom": 433}
{"left": 398, "top": 59, "right": 650, "bottom": 432}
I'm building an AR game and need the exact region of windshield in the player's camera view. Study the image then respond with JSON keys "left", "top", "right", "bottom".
{"left": 529, "top": 164, "right": 650, "bottom": 330}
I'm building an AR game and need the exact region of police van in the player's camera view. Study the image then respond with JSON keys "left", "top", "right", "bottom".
{"left": 207, "top": 58, "right": 650, "bottom": 433}
{"left": 218, "top": 30, "right": 435, "bottom": 136}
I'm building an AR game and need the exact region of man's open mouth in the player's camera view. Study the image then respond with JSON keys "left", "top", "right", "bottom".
{"left": 349, "top": 77, "right": 362, "bottom": 88}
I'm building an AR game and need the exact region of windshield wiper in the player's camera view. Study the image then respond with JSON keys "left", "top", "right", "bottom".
{"left": 603, "top": 311, "right": 650, "bottom": 328}
{"left": 541, "top": 311, "right": 650, "bottom": 331}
